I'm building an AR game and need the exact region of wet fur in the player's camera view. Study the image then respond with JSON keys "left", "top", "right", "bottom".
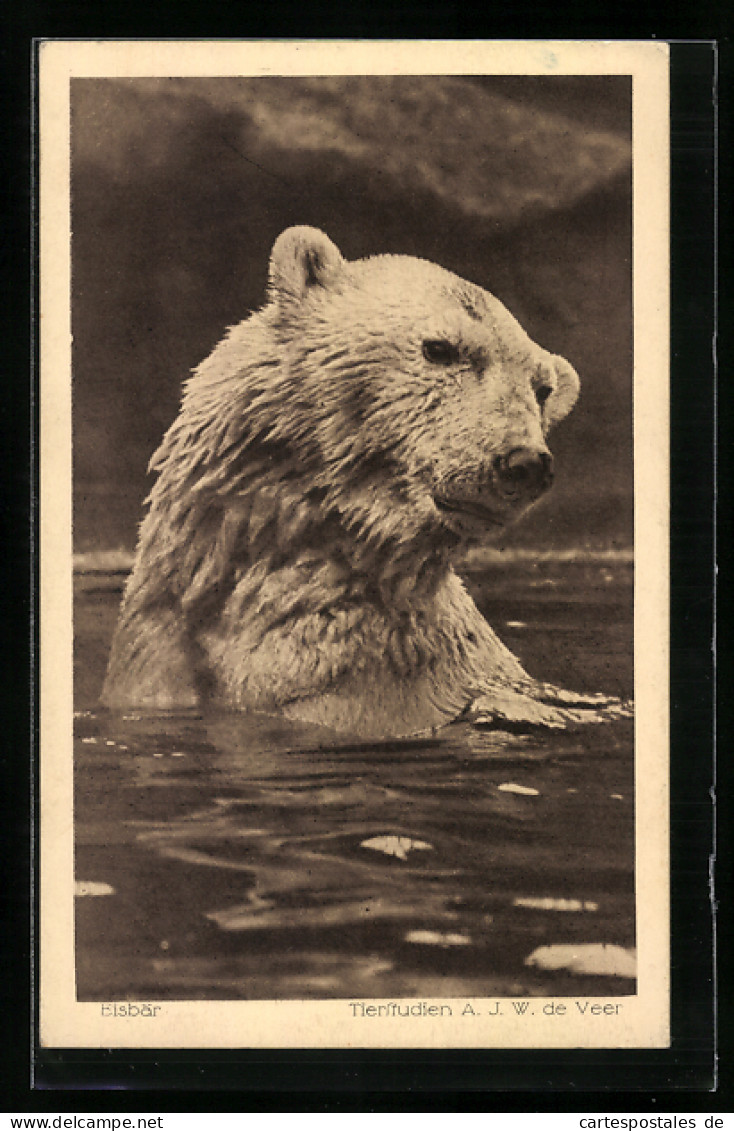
{"left": 102, "top": 227, "right": 631, "bottom": 737}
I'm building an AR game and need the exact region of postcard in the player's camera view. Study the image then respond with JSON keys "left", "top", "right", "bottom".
{"left": 39, "top": 39, "right": 670, "bottom": 1050}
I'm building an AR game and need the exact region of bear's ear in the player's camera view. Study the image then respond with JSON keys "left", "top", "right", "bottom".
{"left": 268, "top": 226, "right": 345, "bottom": 307}
{"left": 543, "top": 355, "right": 580, "bottom": 431}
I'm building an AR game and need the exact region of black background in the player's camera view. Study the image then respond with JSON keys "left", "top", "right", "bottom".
{"left": 1, "top": 7, "right": 727, "bottom": 1113}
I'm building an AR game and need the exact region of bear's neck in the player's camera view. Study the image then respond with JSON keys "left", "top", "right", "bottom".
{"left": 209, "top": 465, "right": 464, "bottom": 613}
{"left": 264, "top": 516, "right": 459, "bottom": 613}
{"left": 146, "top": 455, "right": 465, "bottom": 622}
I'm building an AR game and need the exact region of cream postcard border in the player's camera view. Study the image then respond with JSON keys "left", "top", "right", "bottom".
{"left": 39, "top": 39, "right": 670, "bottom": 1050}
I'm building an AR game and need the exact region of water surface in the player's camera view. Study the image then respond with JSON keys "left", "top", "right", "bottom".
{"left": 74, "top": 558, "right": 634, "bottom": 1001}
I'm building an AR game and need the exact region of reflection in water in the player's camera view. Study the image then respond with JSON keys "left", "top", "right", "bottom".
{"left": 74, "top": 560, "right": 635, "bottom": 1001}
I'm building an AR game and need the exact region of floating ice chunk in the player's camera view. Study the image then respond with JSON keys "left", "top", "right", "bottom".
{"left": 525, "top": 943, "right": 636, "bottom": 978}
{"left": 80, "top": 737, "right": 98, "bottom": 745}
{"left": 505, "top": 620, "right": 527, "bottom": 629}
{"left": 361, "top": 835, "right": 433, "bottom": 862}
{"left": 74, "top": 880, "right": 115, "bottom": 898}
{"left": 513, "top": 897, "right": 598, "bottom": 912}
{"left": 497, "top": 783, "right": 540, "bottom": 796}
{"left": 405, "top": 930, "right": 471, "bottom": 946}
{"left": 610, "top": 793, "right": 624, "bottom": 800}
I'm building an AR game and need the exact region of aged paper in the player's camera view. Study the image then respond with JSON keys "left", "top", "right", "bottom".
{"left": 40, "top": 39, "right": 670, "bottom": 1049}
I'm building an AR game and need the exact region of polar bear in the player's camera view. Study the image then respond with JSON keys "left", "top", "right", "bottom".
{"left": 102, "top": 226, "right": 631, "bottom": 738}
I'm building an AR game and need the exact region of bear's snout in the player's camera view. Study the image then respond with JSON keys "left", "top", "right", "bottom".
{"left": 432, "top": 444, "right": 554, "bottom": 535}
{"left": 493, "top": 446, "right": 554, "bottom": 502}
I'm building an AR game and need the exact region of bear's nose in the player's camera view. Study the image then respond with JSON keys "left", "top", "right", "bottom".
{"left": 493, "top": 447, "right": 554, "bottom": 498}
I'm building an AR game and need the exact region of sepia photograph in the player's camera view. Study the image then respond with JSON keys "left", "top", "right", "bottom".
{"left": 39, "top": 40, "right": 670, "bottom": 1050}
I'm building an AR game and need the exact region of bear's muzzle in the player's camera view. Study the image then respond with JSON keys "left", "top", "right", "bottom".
{"left": 493, "top": 446, "right": 554, "bottom": 502}
{"left": 432, "top": 444, "right": 554, "bottom": 534}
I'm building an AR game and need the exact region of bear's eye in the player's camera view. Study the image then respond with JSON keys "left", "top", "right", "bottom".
{"left": 422, "top": 339, "right": 461, "bottom": 366}
{"left": 535, "top": 383, "right": 553, "bottom": 409}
